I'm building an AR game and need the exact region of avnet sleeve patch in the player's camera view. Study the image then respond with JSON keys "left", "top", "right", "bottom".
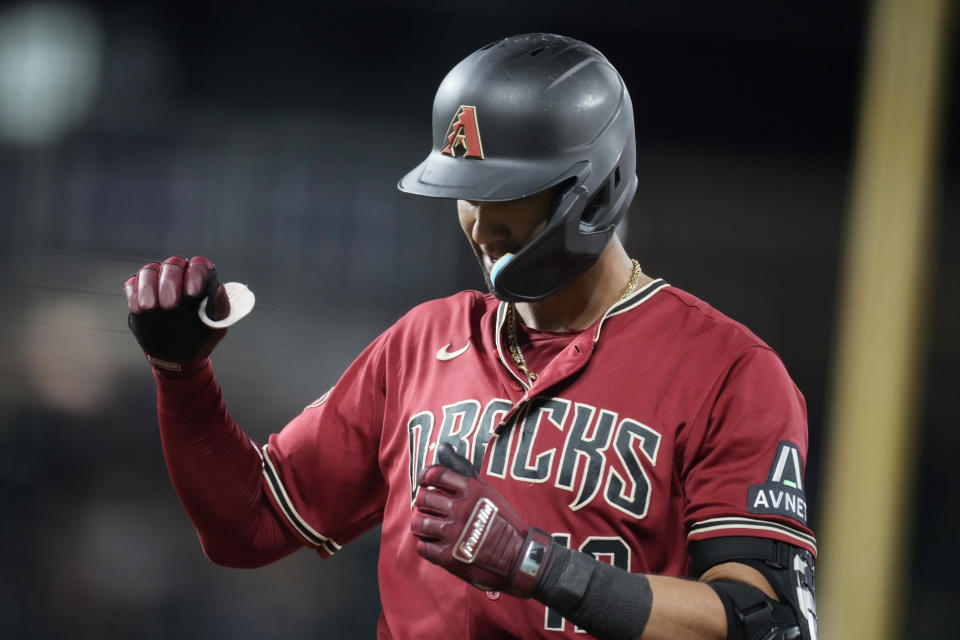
{"left": 746, "top": 440, "right": 808, "bottom": 525}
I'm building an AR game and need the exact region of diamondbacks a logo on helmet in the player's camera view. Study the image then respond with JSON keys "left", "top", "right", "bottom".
{"left": 441, "top": 105, "right": 485, "bottom": 159}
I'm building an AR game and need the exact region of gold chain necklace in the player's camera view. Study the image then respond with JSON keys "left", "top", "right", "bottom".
{"left": 507, "top": 259, "right": 642, "bottom": 383}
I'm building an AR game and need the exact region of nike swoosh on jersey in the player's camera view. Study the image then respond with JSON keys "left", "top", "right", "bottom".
{"left": 436, "top": 342, "right": 470, "bottom": 361}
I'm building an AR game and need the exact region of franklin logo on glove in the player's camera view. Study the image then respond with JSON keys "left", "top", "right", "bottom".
{"left": 453, "top": 498, "right": 497, "bottom": 563}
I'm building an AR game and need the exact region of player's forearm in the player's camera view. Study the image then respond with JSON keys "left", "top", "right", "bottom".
{"left": 155, "top": 363, "right": 300, "bottom": 567}
{"left": 638, "top": 575, "right": 726, "bottom": 640}
{"left": 531, "top": 546, "right": 726, "bottom": 640}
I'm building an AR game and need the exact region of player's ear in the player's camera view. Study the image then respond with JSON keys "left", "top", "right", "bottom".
{"left": 436, "top": 443, "right": 477, "bottom": 478}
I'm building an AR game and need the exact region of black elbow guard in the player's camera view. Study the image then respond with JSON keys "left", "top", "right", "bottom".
{"left": 708, "top": 579, "right": 802, "bottom": 640}
{"left": 691, "top": 537, "right": 818, "bottom": 640}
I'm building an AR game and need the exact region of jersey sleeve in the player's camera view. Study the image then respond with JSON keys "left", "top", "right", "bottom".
{"left": 681, "top": 345, "right": 817, "bottom": 557}
{"left": 258, "top": 331, "right": 391, "bottom": 557}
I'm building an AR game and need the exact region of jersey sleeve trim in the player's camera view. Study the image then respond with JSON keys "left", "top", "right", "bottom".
{"left": 255, "top": 442, "right": 341, "bottom": 556}
{"left": 688, "top": 516, "right": 817, "bottom": 555}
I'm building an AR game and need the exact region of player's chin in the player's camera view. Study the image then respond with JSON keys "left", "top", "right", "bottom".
{"left": 466, "top": 245, "right": 499, "bottom": 295}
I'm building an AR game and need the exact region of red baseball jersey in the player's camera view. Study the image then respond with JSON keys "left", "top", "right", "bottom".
{"left": 258, "top": 279, "right": 816, "bottom": 638}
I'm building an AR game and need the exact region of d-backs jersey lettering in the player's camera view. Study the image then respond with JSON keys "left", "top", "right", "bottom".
{"left": 258, "top": 280, "right": 816, "bottom": 639}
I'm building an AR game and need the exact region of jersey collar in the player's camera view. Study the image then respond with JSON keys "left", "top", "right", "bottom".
{"left": 593, "top": 278, "right": 670, "bottom": 342}
{"left": 492, "top": 278, "right": 670, "bottom": 391}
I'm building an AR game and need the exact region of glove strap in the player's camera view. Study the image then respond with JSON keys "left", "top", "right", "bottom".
{"left": 147, "top": 354, "right": 186, "bottom": 373}
{"left": 147, "top": 355, "right": 210, "bottom": 379}
{"left": 508, "top": 527, "right": 554, "bottom": 596}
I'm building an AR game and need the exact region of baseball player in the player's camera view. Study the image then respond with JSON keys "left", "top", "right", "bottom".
{"left": 125, "top": 34, "right": 817, "bottom": 639}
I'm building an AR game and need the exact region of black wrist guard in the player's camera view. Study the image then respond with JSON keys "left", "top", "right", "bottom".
{"left": 532, "top": 545, "right": 652, "bottom": 640}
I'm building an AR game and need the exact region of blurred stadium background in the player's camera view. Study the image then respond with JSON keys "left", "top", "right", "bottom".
{"left": 0, "top": 1, "right": 955, "bottom": 638}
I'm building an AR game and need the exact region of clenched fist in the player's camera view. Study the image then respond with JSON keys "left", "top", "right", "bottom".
{"left": 124, "top": 256, "right": 230, "bottom": 377}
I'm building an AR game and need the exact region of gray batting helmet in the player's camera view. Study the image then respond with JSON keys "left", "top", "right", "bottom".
{"left": 398, "top": 33, "right": 637, "bottom": 302}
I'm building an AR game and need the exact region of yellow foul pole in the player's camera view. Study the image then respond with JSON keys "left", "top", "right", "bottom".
{"left": 819, "top": 1, "right": 951, "bottom": 639}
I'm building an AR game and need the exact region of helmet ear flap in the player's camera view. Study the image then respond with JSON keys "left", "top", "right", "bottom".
{"left": 580, "top": 162, "right": 625, "bottom": 228}
{"left": 580, "top": 181, "right": 610, "bottom": 227}
{"left": 546, "top": 177, "right": 577, "bottom": 222}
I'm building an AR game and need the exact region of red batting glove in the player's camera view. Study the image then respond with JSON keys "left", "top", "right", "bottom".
{"left": 411, "top": 443, "right": 556, "bottom": 597}
{"left": 124, "top": 256, "right": 230, "bottom": 378}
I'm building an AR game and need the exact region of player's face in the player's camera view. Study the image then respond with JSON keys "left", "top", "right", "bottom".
{"left": 457, "top": 189, "right": 556, "bottom": 294}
